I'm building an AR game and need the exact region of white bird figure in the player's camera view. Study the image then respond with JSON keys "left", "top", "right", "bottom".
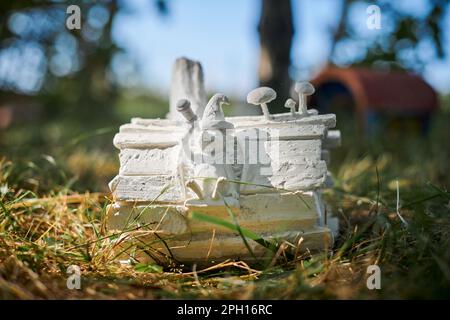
{"left": 201, "top": 93, "right": 234, "bottom": 130}
{"left": 185, "top": 93, "right": 239, "bottom": 207}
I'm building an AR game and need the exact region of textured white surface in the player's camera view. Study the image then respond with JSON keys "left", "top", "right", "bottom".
{"left": 239, "top": 161, "right": 328, "bottom": 194}
{"left": 116, "top": 227, "right": 331, "bottom": 264}
{"left": 106, "top": 191, "right": 332, "bottom": 263}
{"left": 118, "top": 147, "right": 179, "bottom": 175}
{"left": 109, "top": 175, "right": 184, "bottom": 202}
{"left": 107, "top": 192, "right": 318, "bottom": 235}
{"left": 107, "top": 61, "right": 342, "bottom": 264}
{"left": 110, "top": 114, "right": 332, "bottom": 202}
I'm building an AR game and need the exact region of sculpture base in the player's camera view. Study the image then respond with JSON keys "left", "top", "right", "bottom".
{"left": 106, "top": 191, "right": 333, "bottom": 266}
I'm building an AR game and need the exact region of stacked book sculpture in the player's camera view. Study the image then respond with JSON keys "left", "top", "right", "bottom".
{"left": 107, "top": 58, "right": 340, "bottom": 265}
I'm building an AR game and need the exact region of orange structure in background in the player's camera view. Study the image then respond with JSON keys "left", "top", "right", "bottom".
{"left": 310, "top": 67, "right": 439, "bottom": 135}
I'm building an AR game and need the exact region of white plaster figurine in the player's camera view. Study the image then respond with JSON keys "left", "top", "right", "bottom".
{"left": 184, "top": 93, "right": 240, "bottom": 207}
{"left": 107, "top": 57, "right": 341, "bottom": 266}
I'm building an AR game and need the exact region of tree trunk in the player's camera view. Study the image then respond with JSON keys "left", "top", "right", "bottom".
{"left": 258, "top": 0, "right": 294, "bottom": 113}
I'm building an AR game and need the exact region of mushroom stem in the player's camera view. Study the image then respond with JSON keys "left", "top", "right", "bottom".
{"left": 261, "top": 103, "right": 271, "bottom": 120}
{"left": 177, "top": 99, "right": 197, "bottom": 123}
{"left": 284, "top": 98, "right": 296, "bottom": 117}
{"left": 298, "top": 93, "right": 307, "bottom": 114}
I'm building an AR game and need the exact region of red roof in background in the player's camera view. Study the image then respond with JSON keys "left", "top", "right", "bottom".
{"left": 311, "top": 67, "right": 439, "bottom": 114}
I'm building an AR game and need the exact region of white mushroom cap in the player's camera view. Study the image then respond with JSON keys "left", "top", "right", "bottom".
{"left": 176, "top": 99, "right": 197, "bottom": 122}
{"left": 294, "top": 82, "right": 315, "bottom": 95}
{"left": 284, "top": 98, "right": 296, "bottom": 109}
{"left": 176, "top": 99, "right": 191, "bottom": 112}
{"left": 247, "top": 87, "right": 277, "bottom": 105}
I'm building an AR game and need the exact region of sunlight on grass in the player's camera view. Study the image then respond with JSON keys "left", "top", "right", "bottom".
{"left": 0, "top": 108, "right": 449, "bottom": 299}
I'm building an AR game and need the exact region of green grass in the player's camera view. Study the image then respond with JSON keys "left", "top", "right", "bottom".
{"left": 0, "top": 98, "right": 449, "bottom": 299}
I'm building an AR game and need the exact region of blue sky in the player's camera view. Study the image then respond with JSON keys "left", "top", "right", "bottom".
{"left": 112, "top": 0, "right": 450, "bottom": 98}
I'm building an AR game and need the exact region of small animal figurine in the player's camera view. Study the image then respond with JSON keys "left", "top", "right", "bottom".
{"left": 184, "top": 93, "right": 240, "bottom": 207}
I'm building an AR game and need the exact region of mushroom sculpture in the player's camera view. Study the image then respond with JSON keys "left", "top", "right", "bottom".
{"left": 284, "top": 98, "right": 296, "bottom": 117}
{"left": 176, "top": 99, "right": 197, "bottom": 123}
{"left": 295, "top": 81, "right": 315, "bottom": 115}
{"left": 247, "top": 87, "right": 276, "bottom": 121}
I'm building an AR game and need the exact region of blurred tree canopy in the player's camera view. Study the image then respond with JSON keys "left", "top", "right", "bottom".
{"left": 329, "top": 0, "right": 450, "bottom": 71}
{"left": 260, "top": 0, "right": 449, "bottom": 112}
{"left": 0, "top": 0, "right": 114, "bottom": 119}
{"left": 0, "top": 0, "right": 168, "bottom": 122}
{"left": 0, "top": 0, "right": 448, "bottom": 120}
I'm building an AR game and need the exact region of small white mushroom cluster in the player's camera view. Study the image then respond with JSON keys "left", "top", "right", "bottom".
{"left": 246, "top": 81, "right": 315, "bottom": 120}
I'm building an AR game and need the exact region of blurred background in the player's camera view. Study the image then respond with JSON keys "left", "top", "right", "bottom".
{"left": 0, "top": 0, "right": 449, "bottom": 193}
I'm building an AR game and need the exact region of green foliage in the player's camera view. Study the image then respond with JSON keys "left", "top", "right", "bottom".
{"left": 191, "top": 211, "right": 278, "bottom": 255}
{"left": 134, "top": 263, "right": 163, "bottom": 273}
{"left": 0, "top": 99, "right": 449, "bottom": 299}
{"left": 331, "top": 0, "right": 449, "bottom": 71}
